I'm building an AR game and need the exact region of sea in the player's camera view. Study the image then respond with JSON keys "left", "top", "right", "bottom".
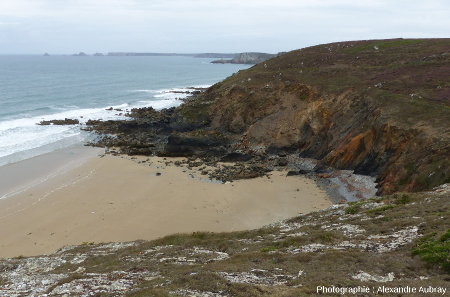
{"left": 0, "top": 55, "right": 249, "bottom": 166}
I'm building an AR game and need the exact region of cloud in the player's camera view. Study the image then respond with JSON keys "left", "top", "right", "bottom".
{"left": 0, "top": 0, "right": 448, "bottom": 54}
{"left": 0, "top": 21, "right": 20, "bottom": 25}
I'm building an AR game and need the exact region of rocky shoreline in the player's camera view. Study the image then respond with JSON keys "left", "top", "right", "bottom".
{"left": 77, "top": 88, "right": 376, "bottom": 203}
{"left": 37, "top": 39, "right": 450, "bottom": 202}
{"left": 35, "top": 39, "right": 450, "bottom": 198}
{"left": 38, "top": 118, "right": 80, "bottom": 125}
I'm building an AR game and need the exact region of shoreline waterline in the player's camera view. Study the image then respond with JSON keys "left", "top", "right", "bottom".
{"left": 0, "top": 85, "right": 194, "bottom": 167}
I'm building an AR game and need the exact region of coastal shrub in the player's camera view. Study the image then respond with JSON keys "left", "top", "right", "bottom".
{"left": 155, "top": 234, "right": 189, "bottom": 246}
{"left": 394, "top": 193, "right": 412, "bottom": 205}
{"left": 81, "top": 241, "right": 95, "bottom": 246}
{"left": 261, "top": 246, "right": 278, "bottom": 253}
{"left": 369, "top": 197, "right": 384, "bottom": 203}
{"left": 319, "top": 232, "right": 337, "bottom": 243}
{"left": 412, "top": 229, "right": 450, "bottom": 273}
{"left": 345, "top": 205, "right": 361, "bottom": 214}
{"left": 192, "top": 232, "right": 209, "bottom": 240}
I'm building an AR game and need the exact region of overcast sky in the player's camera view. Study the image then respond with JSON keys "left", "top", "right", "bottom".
{"left": 0, "top": 0, "right": 448, "bottom": 54}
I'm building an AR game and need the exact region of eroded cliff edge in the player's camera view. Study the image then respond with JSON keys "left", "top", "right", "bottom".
{"left": 172, "top": 38, "right": 450, "bottom": 194}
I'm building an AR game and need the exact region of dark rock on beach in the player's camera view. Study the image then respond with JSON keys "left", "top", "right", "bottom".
{"left": 286, "top": 170, "right": 303, "bottom": 176}
{"left": 209, "top": 163, "right": 270, "bottom": 182}
{"left": 220, "top": 152, "right": 253, "bottom": 162}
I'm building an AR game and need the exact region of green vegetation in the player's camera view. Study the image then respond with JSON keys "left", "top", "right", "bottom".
{"left": 81, "top": 241, "right": 95, "bottom": 246}
{"left": 345, "top": 201, "right": 365, "bottom": 214}
{"left": 126, "top": 288, "right": 171, "bottom": 297}
{"left": 345, "top": 205, "right": 360, "bottom": 214}
{"left": 367, "top": 205, "right": 396, "bottom": 214}
{"left": 260, "top": 246, "right": 278, "bottom": 253}
{"left": 393, "top": 193, "right": 412, "bottom": 205}
{"left": 318, "top": 231, "right": 338, "bottom": 243}
{"left": 413, "top": 229, "right": 450, "bottom": 272}
{"left": 177, "top": 99, "right": 213, "bottom": 127}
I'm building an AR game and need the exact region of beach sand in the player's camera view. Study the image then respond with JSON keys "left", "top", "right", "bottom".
{"left": 0, "top": 148, "right": 332, "bottom": 258}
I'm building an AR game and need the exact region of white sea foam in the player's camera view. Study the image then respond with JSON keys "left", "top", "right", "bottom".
{"left": 0, "top": 86, "right": 209, "bottom": 165}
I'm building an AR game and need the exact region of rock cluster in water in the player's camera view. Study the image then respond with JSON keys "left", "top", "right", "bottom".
{"left": 38, "top": 118, "right": 80, "bottom": 125}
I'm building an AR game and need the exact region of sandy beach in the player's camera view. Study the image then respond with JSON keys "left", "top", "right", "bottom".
{"left": 0, "top": 147, "right": 332, "bottom": 258}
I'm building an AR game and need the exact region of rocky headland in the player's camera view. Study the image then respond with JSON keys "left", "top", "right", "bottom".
{"left": 2, "top": 38, "right": 449, "bottom": 296}
{"left": 86, "top": 38, "right": 449, "bottom": 195}
{"left": 211, "top": 52, "right": 276, "bottom": 64}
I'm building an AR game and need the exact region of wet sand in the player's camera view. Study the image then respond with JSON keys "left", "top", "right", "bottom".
{"left": 0, "top": 145, "right": 102, "bottom": 200}
{"left": 0, "top": 148, "right": 332, "bottom": 258}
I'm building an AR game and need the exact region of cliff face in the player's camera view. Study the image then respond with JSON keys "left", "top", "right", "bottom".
{"left": 179, "top": 39, "right": 450, "bottom": 194}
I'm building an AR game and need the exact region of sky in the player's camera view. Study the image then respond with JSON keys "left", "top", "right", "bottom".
{"left": 0, "top": 0, "right": 448, "bottom": 54}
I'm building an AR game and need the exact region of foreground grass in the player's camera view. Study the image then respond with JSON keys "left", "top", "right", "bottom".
{"left": 413, "top": 229, "right": 450, "bottom": 273}
{"left": 0, "top": 185, "right": 449, "bottom": 296}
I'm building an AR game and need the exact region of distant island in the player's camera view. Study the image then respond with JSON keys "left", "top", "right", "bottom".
{"left": 66, "top": 51, "right": 275, "bottom": 64}
{"left": 106, "top": 52, "right": 238, "bottom": 58}
{"left": 72, "top": 51, "right": 88, "bottom": 56}
{"left": 193, "top": 53, "right": 236, "bottom": 58}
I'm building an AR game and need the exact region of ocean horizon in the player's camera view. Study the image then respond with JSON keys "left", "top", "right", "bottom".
{"left": 0, "top": 55, "right": 249, "bottom": 166}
